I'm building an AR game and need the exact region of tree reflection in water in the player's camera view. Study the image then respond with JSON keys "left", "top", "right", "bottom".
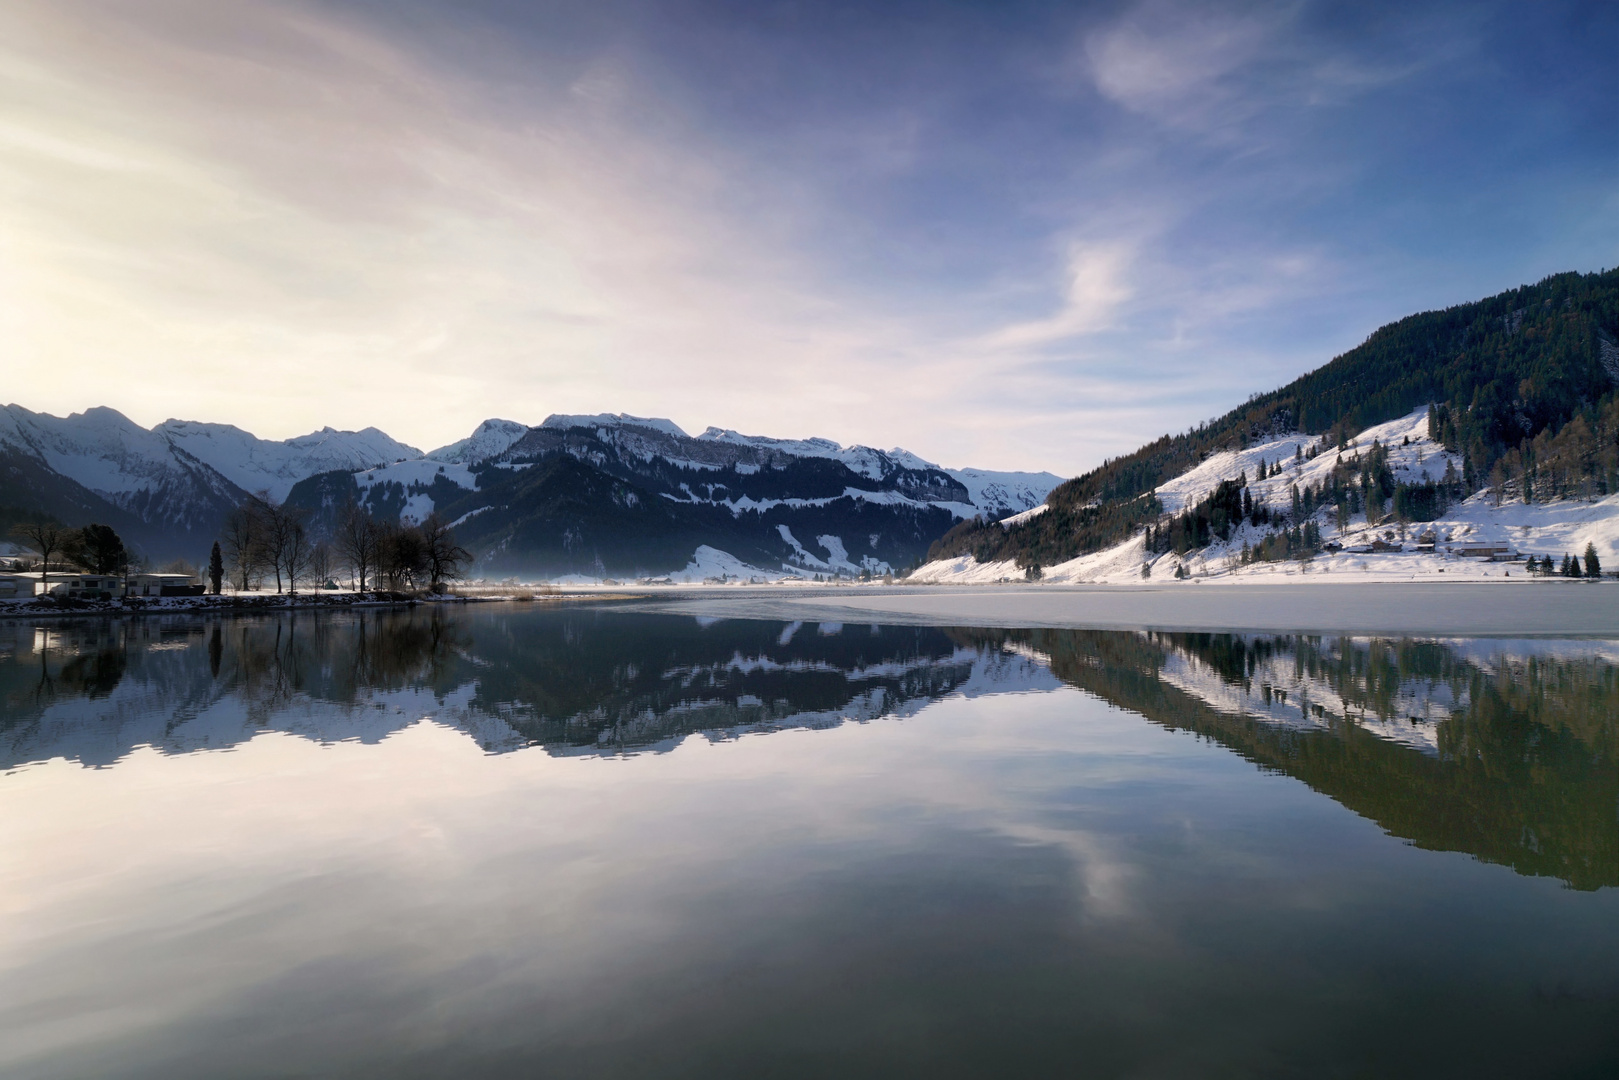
{"left": 0, "top": 608, "right": 1614, "bottom": 888}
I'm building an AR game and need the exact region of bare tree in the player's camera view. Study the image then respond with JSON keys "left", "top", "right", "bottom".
{"left": 277, "top": 509, "right": 312, "bottom": 595}
{"left": 248, "top": 492, "right": 311, "bottom": 595}
{"left": 419, "top": 513, "right": 472, "bottom": 591}
{"left": 378, "top": 520, "right": 428, "bottom": 592}
{"left": 221, "top": 501, "right": 268, "bottom": 592}
{"left": 334, "top": 503, "right": 379, "bottom": 592}
{"left": 307, "top": 541, "right": 333, "bottom": 590}
{"left": 10, "top": 518, "right": 73, "bottom": 594}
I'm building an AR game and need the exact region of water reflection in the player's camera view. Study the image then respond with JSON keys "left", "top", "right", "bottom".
{"left": 3, "top": 607, "right": 1616, "bottom": 889}
{"left": 0, "top": 610, "right": 1055, "bottom": 765}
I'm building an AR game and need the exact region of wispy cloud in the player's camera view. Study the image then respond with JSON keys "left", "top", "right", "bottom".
{"left": 980, "top": 241, "right": 1137, "bottom": 348}
{"left": 1084, "top": 1, "right": 1294, "bottom": 132}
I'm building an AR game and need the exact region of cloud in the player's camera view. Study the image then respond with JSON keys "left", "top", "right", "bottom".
{"left": 980, "top": 241, "right": 1136, "bottom": 349}
{"left": 1083, "top": 1, "right": 1293, "bottom": 130}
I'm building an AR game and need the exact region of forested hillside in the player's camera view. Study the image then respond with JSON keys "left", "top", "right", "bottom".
{"left": 931, "top": 269, "right": 1619, "bottom": 568}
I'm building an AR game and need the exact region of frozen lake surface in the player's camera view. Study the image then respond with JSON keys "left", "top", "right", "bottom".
{"left": 631, "top": 580, "right": 1619, "bottom": 636}
{"left": 2, "top": 605, "right": 1617, "bottom": 1077}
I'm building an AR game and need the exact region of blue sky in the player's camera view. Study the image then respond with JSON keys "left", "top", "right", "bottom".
{"left": 1, "top": 0, "right": 1613, "bottom": 473}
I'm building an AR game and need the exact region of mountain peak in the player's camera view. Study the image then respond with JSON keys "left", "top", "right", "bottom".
{"left": 427, "top": 418, "right": 531, "bottom": 464}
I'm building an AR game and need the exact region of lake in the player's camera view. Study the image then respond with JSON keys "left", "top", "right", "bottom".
{"left": 2, "top": 605, "right": 1617, "bottom": 1077}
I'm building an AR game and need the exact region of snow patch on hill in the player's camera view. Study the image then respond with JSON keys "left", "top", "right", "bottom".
{"left": 1154, "top": 408, "right": 1457, "bottom": 517}
{"left": 909, "top": 555, "right": 1024, "bottom": 584}
{"left": 999, "top": 503, "right": 1049, "bottom": 527}
{"left": 670, "top": 545, "right": 777, "bottom": 583}
{"left": 355, "top": 459, "right": 476, "bottom": 493}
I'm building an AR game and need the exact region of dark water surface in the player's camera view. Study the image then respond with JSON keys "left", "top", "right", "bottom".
{"left": 2, "top": 606, "right": 1617, "bottom": 1078}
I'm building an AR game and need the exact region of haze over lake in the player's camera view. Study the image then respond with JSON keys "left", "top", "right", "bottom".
{"left": 3, "top": 605, "right": 1616, "bottom": 1078}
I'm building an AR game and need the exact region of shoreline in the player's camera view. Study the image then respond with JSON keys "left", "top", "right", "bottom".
{"left": 0, "top": 591, "right": 632, "bottom": 621}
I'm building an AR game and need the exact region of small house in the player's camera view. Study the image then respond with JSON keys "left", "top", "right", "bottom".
{"left": 1369, "top": 539, "right": 1401, "bottom": 553}
{"left": 1416, "top": 530, "right": 1438, "bottom": 550}
{"left": 1451, "top": 542, "right": 1514, "bottom": 560}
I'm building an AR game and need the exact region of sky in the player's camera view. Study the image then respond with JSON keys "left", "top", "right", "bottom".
{"left": 0, "top": 0, "right": 1614, "bottom": 475}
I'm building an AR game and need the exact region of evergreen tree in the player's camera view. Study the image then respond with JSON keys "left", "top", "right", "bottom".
{"left": 208, "top": 541, "right": 224, "bottom": 595}
{"left": 1584, "top": 542, "right": 1602, "bottom": 579}
{"left": 73, "top": 523, "right": 128, "bottom": 576}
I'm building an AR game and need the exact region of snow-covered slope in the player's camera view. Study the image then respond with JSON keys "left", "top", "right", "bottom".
{"left": 158, "top": 419, "right": 419, "bottom": 501}
{"left": 0, "top": 405, "right": 242, "bottom": 538}
{"left": 912, "top": 406, "right": 1619, "bottom": 585}
{"left": 1152, "top": 408, "right": 1458, "bottom": 518}
{"left": 0, "top": 405, "right": 208, "bottom": 500}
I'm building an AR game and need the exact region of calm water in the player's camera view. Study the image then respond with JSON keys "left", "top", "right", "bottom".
{"left": 2, "top": 606, "right": 1617, "bottom": 1078}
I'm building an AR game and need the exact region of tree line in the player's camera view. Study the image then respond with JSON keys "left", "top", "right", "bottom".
{"left": 221, "top": 494, "right": 471, "bottom": 594}
{"left": 8, "top": 493, "right": 473, "bottom": 598}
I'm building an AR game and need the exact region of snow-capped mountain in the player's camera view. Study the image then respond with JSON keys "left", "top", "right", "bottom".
{"left": 424, "top": 413, "right": 1060, "bottom": 519}
{"left": 0, "top": 403, "right": 1056, "bottom": 574}
{"left": 157, "top": 420, "right": 419, "bottom": 501}
{"left": 293, "top": 413, "right": 1061, "bottom": 580}
{"left": 0, "top": 404, "right": 426, "bottom": 559}
{"left": 0, "top": 405, "right": 243, "bottom": 555}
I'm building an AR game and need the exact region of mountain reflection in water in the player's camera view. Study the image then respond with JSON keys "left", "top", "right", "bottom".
{"left": 2, "top": 607, "right": 1615, "bottom": 889}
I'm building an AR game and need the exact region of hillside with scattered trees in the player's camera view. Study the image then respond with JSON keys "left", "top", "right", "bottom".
{"left": 930, "top": 269, "right": 1619, "bottom": 569}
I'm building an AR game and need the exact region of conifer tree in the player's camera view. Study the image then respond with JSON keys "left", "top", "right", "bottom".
{"left": 1584, "top": 542, "right": 1602, "bottom": 579}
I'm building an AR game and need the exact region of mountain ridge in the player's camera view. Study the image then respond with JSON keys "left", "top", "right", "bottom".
{"left": 0, "top": 403, "right": 1058, "bottom": 574}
